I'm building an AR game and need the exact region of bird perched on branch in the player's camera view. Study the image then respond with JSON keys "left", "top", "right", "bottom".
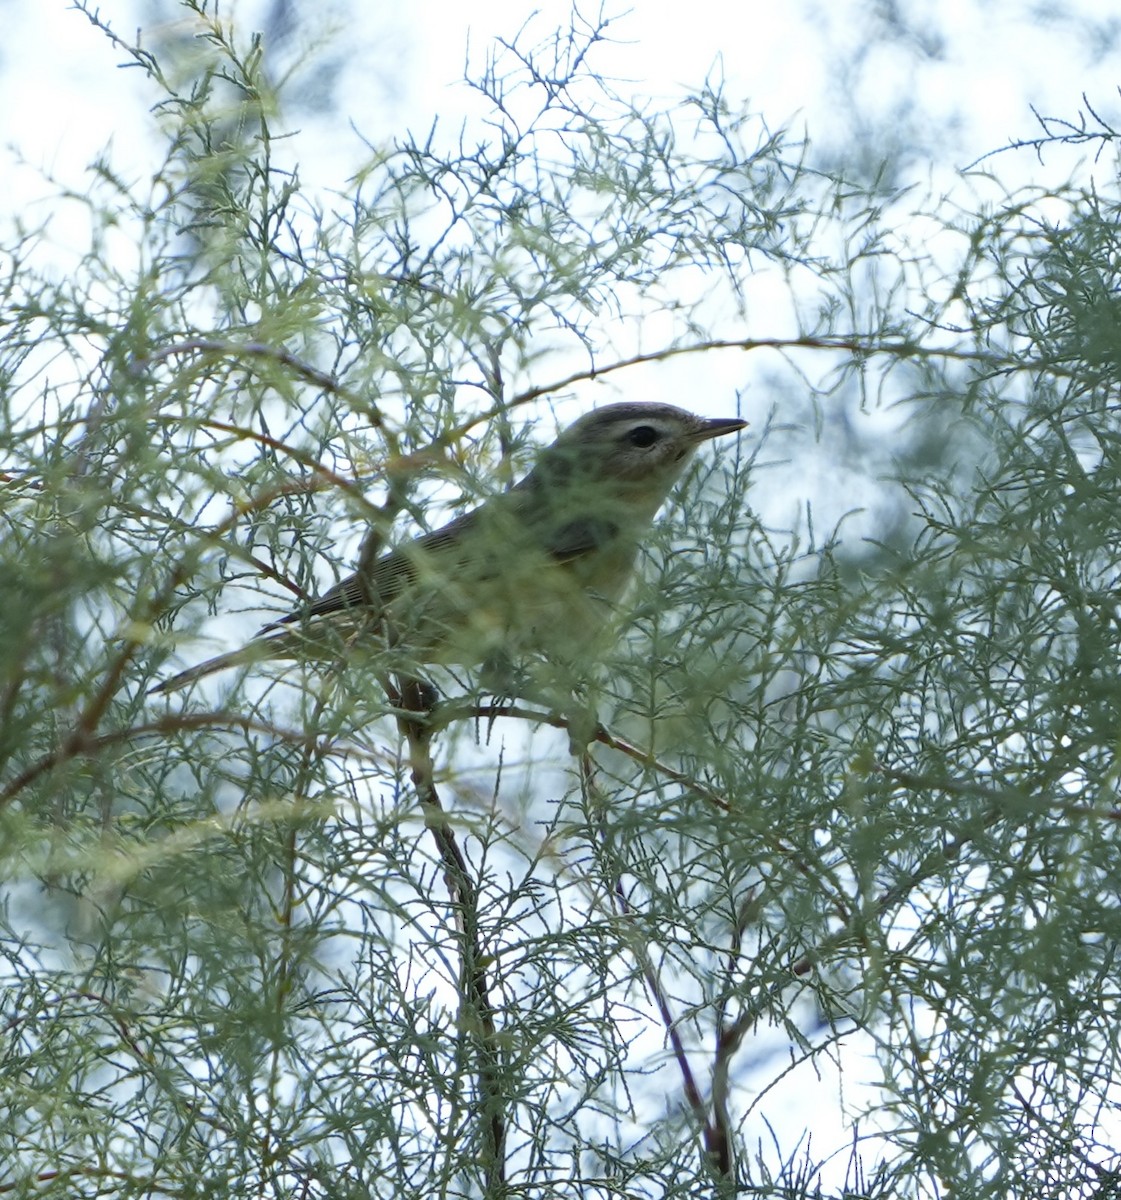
{"left": 151, "top": 402, "right": 746, "bottom": 695}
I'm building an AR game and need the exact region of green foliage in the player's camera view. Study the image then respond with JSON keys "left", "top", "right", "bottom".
{"left": 2, "top": 4, "right": 1121, "bottom": 1198}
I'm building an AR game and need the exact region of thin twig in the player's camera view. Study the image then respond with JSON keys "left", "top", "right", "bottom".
{"left": 580, "top": 751, "right": 733, "bottom": 1180}
{"left": 130, "top": 337, "right": 370, "bottom": 418}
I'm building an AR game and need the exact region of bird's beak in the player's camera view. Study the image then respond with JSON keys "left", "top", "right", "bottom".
{"left": 692, "top": 416, "right": 748, "bottom": 441}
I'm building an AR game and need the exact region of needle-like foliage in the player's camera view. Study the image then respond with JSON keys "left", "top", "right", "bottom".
{"left": 2, "top": 5, "right": 1120, "bottom": 1198}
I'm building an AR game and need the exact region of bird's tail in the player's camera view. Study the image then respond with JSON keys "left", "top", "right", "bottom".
{"left": 148, "top": 637, "right": 289, "bottom": 695}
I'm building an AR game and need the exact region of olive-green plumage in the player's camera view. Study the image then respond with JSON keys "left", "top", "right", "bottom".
{"left": 152, "top": 402, "right": 746, "bottom": 693}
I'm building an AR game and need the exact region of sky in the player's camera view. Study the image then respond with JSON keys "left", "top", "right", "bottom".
{"left": 5, "top": 2, "right": 1117, "bottom": 238}
{"left": 2, "top": 0, "right": 1118, "bottom": 1188}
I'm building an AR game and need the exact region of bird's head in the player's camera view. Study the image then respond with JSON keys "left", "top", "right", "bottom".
{"left": 523, "top": 402, "right": 746, "bottom": 521}
{"left": 554, "top": 402, "right": 746, "bottom": 484}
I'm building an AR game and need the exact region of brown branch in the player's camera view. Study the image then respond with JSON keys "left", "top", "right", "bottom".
{"left": 433, "top": 699, "right": 731, "bottom": 809}
{"left": 387, "top": 676, "right": 507, "bottom": 1194}
{"left": 0, "top": 711, "right": 385, "bottom": 807}
{"left": 0, "top": 1167, "right": 135, "bottom": 1196}
{"left": 453, "top": 334, "right": 1006, "bottom": 434}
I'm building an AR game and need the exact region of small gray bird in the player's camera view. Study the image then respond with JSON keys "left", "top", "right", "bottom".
{"left": 151, "top": 402, "right": 746, "bottom": 694}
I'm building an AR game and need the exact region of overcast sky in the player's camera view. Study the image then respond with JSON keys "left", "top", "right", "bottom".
{"left": 4, "top": 2, "right": 1117, "bottom": 219}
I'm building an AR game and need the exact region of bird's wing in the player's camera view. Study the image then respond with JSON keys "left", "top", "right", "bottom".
{"left": 263, "top": 509, "right": 482, "bottom": 630}
{"left": 149, "top": 637, "right": 292, "bottom": 694}
{"left": 291, "top": 510, "right": 621, "bottom": 625}
{"left": 543, "top": 516, "right": 621, "bottom": 563}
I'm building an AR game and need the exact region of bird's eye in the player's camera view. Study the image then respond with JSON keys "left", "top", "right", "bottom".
{"left": 626, "top": 425, "right": 660, "bottom": 448}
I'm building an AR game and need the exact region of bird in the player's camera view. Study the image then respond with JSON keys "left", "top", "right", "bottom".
{"left": 150, "top": 402, "right": 747, "bottom": 695}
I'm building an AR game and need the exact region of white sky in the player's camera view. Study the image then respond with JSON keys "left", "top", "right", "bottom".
{"left": 2, "top": 0, "right": 1117, "bottom": 1188}
{"left": 6, "top": 1, "right": 1115, "bottom": 470}
{"left": 5, "top": 2, "right": 1116, "bottom": 221}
